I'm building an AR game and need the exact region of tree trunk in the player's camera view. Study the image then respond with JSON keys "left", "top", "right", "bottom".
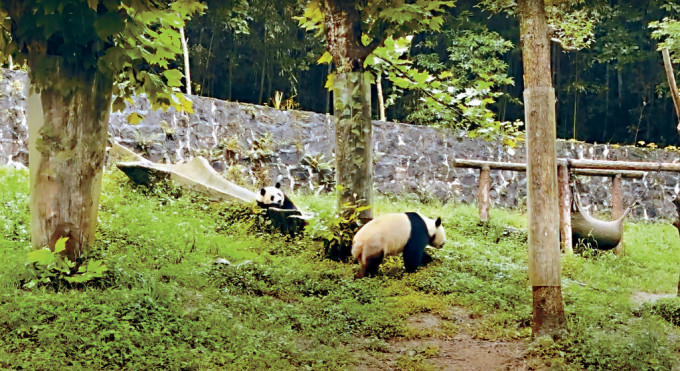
{"left": 27, "top": 71, "right": 113, "bottom": 261}
{"left": 258, "top": 58, "right": 266, "bottom": 105}
{"left": 323, "top": 0, "right": 375, "bottom": 219}
{"left": 661, "top": 48, "right": 680, "bottom": 141}
{"left": 333, "top": 72, "right": 373, "bottom": 220}
{"left": 518, "top": 0, "right": 566, "bottom": 338}
{"left": 180, "top": 26, "right": 192, "bottom": 95}
{"left": 376, "top": 74, "right": 386, "bottom": 121}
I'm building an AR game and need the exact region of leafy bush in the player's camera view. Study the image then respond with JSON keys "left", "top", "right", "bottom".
{"left": 642, "top": 297, "right": 680, "bottom": 326}
{"left": 22, "top": 237, "right": 108, "bottom": 289}
{"left": 307, "top": 204, "right": 368, "bottom": 261}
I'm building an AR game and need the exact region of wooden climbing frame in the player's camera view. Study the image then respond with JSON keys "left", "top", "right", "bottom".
{"left": 453, "top": 158, "right": 680, "bottom": 255}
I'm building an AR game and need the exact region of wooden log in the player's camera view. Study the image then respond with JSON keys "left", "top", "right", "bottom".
{"left": 478, "top": 166, "right": 491, "bottom": 222}
{"left": 565, "top": 158, "right": 680, "bottom": 172}
{"left": 662, "top": 48, "right": 680, "bottom": 140}
{"left": 454, "top": 158, "right": 527, "bottom": 171}
{"left": 519, "top": 0, "right": 565, "bottom": 337}
{"left": 557, "top": 164, "right": 573, "bottom": 254}
{"left": 611, "top": 174, "right": 625, "bottom": 256}
{"left": 572, "top": 168, "right": 644, "bottom": 178}
{"left": 454, "top": 158, "right": 653, "bottom": 177}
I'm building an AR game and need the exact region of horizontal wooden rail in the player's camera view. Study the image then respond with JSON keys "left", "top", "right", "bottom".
{"left": 453, "top": 158, "right": 654, "bottom": 178}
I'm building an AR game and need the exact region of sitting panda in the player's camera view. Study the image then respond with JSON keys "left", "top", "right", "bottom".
{"left": 351, "top": 212, "right": 446, "bottom": 278}
{"left": 256, "top": 182, "right": 298, "bottom": 210}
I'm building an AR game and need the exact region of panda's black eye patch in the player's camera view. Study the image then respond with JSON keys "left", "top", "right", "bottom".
{"left": 271, "top": 196, "right": 274, "bottom": 201}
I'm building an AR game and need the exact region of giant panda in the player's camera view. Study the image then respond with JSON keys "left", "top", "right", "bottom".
{"left": 256, "top": 182, "right": 298, "bottom": 210}
{"left": 351, "top": 212, "right": 446, "bottom": 278}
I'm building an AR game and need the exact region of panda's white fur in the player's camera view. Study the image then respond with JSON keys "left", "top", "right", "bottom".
{"left": 256, "top": 182, "right": 298, "bottom": 210}
{"left": 351, "top": 212, "right": 446, "bottom": 278}
{"left": 257, "top": 183, "right": 286, "bottom": 208}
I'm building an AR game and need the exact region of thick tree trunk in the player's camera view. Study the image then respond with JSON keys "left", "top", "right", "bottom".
{"left": 333, "top": 72, "right": 373, "bottom": 220}
{"left": 518, "top": 0, "right": 566, "bottom": 337}
{"left": 27, "top": 71, "right": 113, "bottom": 261}
{"left": 323, "top": 0, "right": 375, "bottom": 219}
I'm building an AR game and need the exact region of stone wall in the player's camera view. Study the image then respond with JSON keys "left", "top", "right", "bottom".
{"left": 2, "top": 70, "right": 680, "bottom": 220}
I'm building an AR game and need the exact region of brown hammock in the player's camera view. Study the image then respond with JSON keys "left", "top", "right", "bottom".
{"left": 570, "top": 190, "right": 634, "bottom": 250}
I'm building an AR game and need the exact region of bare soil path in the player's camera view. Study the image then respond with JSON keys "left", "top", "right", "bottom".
{"left": 354, "top": 308, "right": 547, "bottom": 371}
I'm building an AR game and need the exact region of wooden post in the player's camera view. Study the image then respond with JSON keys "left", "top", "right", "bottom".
{"left": 557, "top": 164, "right": 573, "bottom": 254}
{"left": 478, "top": 165, "right": 491, "bottom": 222}
{"left": 662, "top": 48, "right": 680, "bottom": 141}
{"left": 518, "top": 0, "right": 565, "bottom": 337}
{"left": 611, "top": 174, "right": 625, "bottom": 256}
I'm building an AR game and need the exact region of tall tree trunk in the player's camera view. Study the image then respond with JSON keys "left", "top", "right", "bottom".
{"left": 518, "top": 0, "right": 566, "bottom": 338}
{"left": 27, "top": 69, "right": 113, "bottom": 261}
{"left": 604, "top": 63, "right": 609, "bottom": 140}
{"left": 376, "top": 74, "right": 386, "bottom": 121}
{"left": 323, "top": 0, "right": 375, "bottom": 220}
{"left": 258, "top": 58, "right": 266, "bottom": 105}
{"left": 180, "top": 26, "right": 192, "bottom": 95}
{"left": 662, "top": 48, "right": 680, "bottom": 141}
{"left": 334, "top": 72, "right": 373, "bottom": 219}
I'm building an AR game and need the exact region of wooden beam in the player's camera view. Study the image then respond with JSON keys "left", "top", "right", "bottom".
{"left": 478, "top": 166, "right": 491, "bottom": 222}
{"left": 565, "top": 158, "right": 680, "bottom": 172}
{"left": 611, "top": 174, "right": 625, "bottom": 256}
{"left": 453, "top": 158, "right": 648, "bottom": 177}
{"left": 557, "top": 164, "right": 573, "bottom": 254}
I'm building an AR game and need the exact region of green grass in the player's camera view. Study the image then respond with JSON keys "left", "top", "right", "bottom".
{"left": 0, "top": 167, "right": 679, "bottom": 369}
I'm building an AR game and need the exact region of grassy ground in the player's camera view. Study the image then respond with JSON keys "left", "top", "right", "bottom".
{"left": 0, "top": 166, "right": 679, "bottom": 370}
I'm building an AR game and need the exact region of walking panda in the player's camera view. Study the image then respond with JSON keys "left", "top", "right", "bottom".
{"left": 351, "top": 212, "right": 446, "bottom": 278}
{"left": 256, "top": 182, "right": 298, "bottom": 210}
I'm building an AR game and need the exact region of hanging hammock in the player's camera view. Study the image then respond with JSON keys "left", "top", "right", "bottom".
{"left": 570, "top": 184, "right": 635, "bottom": 250}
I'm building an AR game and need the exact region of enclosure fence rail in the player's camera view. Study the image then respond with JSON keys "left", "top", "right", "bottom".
{"left": 452, "top": 158, "right": 680, "bottom": 255}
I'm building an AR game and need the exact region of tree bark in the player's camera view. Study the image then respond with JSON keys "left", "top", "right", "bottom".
{"left": 518, "top": 0, "right": 566, "bottom": 337}
{"left": 323, "top": 0, "right": 376, "bottom": 219}
{"left": 27, "top": 70, "right": 113, "bottom": 261}
{"left": 376, "top": 74, "right": 386, "bottom": 121}
{"left": 661, "top": 48, "right": 680, "bottom": 141}
{"left": 333, "top": 72, "right": 373, "bottom": 220}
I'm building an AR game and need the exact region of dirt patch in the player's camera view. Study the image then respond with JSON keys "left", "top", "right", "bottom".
{"left": 355, "top": 308, "right": 547, "bottom": 371}
{"left": 631, "top": 291, "right": 676, "bottom": 305}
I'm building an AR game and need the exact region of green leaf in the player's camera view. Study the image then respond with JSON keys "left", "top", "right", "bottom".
{"left": 28, "top": 249, "right": 55, "bottom": 266}
{"left": 94, "top": 11, "right": 126, "bottom": 39}
{"left": 163, "top": 69, "right": 183, "bottom": 87}
{"left": 317, "top": 51, "right": 333, "bottom": 64}
{"left": 54, "top": 237, "right": 68, "bottom": 254}
{"left": 127, "top": 112, "right": 144, "bottom": 125}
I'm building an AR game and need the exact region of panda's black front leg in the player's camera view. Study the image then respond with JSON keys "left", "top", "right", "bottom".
{"left": 420, "top": 251, "right": 433, "bottom": 266}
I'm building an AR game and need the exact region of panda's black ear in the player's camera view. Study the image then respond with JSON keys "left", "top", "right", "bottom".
{"left": 435, "top": 217, "right": 441, "bottom": 227}
{"left": 260, "top": 188, "right": 266, "bottom": 196}
{"left": 275, "top": 182, "right": 281, "bottom": 189}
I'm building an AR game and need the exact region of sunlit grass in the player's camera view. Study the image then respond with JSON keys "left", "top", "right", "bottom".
{"left": 0, "top": 167, "right": 679, "bottom": 369}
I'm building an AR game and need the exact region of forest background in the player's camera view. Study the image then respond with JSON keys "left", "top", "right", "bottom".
{"left": 183, "top": 0, "right": 680, "bottom": 147}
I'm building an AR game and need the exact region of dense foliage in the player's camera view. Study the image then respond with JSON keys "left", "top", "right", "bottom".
{"left": 1, "top": 168, "right": 679, "bottom": 369}
{"left": 0, "top": 0, "right": 203, "bottom": 112}
{"left": 169, "top": 0, "right": 680, "bottom": 145}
